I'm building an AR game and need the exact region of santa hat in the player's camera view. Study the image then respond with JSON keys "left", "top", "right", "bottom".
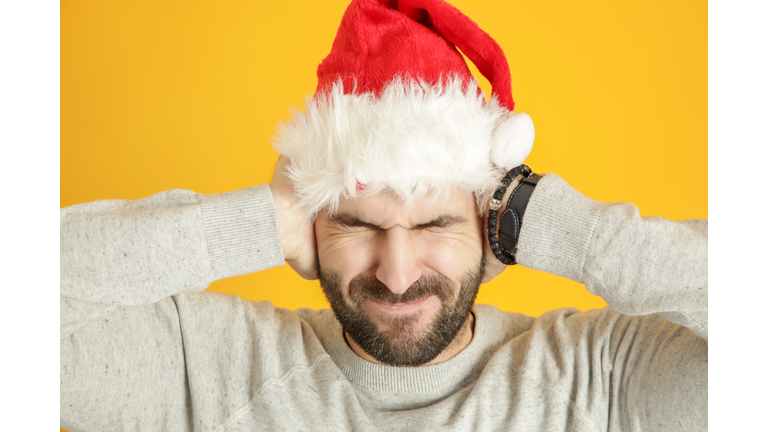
{"left": 273, "top": 0, "right": 535, "bottom": 217}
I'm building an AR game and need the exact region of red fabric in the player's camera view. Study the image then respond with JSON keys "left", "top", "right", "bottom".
{"left": 316, "top": 0, "right": 515, "bottom": 111}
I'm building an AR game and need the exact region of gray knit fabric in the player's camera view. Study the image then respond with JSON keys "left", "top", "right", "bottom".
{"left": 60, "top": 176, "right": 707, "bottom": 431}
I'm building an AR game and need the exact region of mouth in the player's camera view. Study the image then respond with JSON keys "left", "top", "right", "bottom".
{"left": 363, "top": 295, "right": 437, "bottom": 316}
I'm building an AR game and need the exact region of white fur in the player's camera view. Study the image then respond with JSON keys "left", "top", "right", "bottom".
{"left": 272, "top": 77, "right": 534, "bottom": 217}
{"left": 490, "top": 112, "right": 535, "bottom": 170}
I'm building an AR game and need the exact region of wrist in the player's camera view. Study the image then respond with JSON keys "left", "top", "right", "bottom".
{"left": 268, "top": 184, "right": 302, "bottom": 262}
{"left": 268, "top": 156, "right": 318, "bottom": 280}
{"left": 496, "top": 174, "right": 524, "bottom": 216}
{"left": 487, "top": 165, "right": 542, "bottom": 265}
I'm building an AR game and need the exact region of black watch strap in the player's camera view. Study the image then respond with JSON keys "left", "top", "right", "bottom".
{"left": 498, "top": 173, "right": 542, "bottom": 260}
{"left": 487, "top": 165, "right": 531, "bottom": 265}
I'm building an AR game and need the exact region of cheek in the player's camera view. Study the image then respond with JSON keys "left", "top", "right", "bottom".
{"left": 419, "top": 235, "right": 483, "bottom": 281}
{"left": 421, "top": 216, "right": 484, "bottom": 279}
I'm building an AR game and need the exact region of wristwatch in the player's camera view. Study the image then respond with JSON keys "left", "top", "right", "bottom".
{"left": 488, "top": 165, "right": 542, "bottom": 265}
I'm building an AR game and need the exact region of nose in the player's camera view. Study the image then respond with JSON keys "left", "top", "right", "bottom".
{"left": 375, "top": 228, "right": 422, "bottom": 295}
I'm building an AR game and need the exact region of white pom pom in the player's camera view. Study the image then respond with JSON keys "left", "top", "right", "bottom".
{"left": 490, "top": 112, "right": 535, "bottom": 170}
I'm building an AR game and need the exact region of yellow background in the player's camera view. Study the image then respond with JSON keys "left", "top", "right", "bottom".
{"left": 61, "top": 0, "right": 705, "bottom": 427}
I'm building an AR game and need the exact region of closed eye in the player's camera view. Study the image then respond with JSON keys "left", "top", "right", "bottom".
{"left": 327, "top": 213, "right": 467, "bottom": 232}
{"left": 326, "top": 214, "right": 382, "bottom": 232}
{"left": 413, "top": 215, "right": 466, "bottom": 232}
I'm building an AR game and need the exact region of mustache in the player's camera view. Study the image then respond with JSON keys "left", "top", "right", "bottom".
{"left": 348, "top": 273, "right": 454, "bottom": 306}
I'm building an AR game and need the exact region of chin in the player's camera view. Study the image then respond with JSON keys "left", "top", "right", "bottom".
{"left": 318, "top": 256, "right": 484, "bottom": 366}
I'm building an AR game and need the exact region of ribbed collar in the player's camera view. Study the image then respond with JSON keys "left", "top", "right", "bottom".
{"left": 313, "top": 304, "right": 504, "bottom": 395}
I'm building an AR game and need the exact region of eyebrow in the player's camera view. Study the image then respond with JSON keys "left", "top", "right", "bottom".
{"left": 327, "top": 213, "right": 467, "bottom": 230}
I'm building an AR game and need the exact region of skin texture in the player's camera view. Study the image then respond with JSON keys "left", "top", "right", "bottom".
{"left": 269, "top": 157, "right": 523, "bottom": 365}
{"left": 318, "top": 257, "right": 483, "bottom": 366}
{"left": 315, "top": 189, "right": 485, "bottom": 366}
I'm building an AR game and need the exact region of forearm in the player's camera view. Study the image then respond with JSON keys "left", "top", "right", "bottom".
{"left": 60, "top": 184, "right": 284, "bottom": 336}
{"left": 516, "top": 174, "right": 707, "bottom": 339}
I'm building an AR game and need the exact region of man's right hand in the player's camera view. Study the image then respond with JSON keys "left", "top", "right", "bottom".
{"left": 269, "top": 156, "right": 318, "bottom": 280}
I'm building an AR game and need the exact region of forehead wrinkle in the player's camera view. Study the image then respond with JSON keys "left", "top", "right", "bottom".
{"left": 326, "top": 211, "right": 468, "bottom": 231}
{"left": 328, "top": 188, "right": 477, "bottom": 230}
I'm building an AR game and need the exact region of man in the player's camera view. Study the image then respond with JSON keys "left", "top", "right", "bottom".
{"left": 61, "top": 0, "right": 707, "bottom": 431}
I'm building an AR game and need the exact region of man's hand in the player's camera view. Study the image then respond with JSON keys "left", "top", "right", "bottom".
{"left": 481, "top": 173, "right": 526, "bottom": 283}
{"left": 269, "top": 156, "right": 318, "bottom": 280}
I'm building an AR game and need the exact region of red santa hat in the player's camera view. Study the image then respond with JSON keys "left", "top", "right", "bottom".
{"left": 273, "top": 0, "right": 535, "bottom": 216}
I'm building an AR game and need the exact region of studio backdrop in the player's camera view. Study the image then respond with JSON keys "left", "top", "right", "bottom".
{"left": 61, "top": 0, "right": 706, "bottom": 332}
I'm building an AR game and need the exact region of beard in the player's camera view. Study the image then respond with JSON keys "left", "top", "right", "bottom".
{"left": 319, "top": 254, "right": 484, "bottom": 367}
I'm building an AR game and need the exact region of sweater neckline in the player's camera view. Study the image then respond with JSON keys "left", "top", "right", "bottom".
{"left": 316, "top": 304, "right": 502, "bottom": 394}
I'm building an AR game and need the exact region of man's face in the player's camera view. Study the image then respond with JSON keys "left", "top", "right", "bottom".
{"left": 315, "top": 189, "right": 485, "bottom": 366}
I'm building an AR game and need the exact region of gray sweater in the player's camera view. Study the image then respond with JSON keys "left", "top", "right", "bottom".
{"left": 60, "top": 174, "right": 707, "bottom": 431}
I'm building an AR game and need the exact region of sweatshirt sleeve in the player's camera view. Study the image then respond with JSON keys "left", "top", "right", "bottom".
{"left": 60, "top": 184, "right": 285, "bottom": 338}
{"left": 516, "top": 174, "right": 707, "bottom": 340}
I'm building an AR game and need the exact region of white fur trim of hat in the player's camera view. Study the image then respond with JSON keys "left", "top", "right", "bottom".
{"left": 272, "top": 77, "right": 534, "bottom": 217}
